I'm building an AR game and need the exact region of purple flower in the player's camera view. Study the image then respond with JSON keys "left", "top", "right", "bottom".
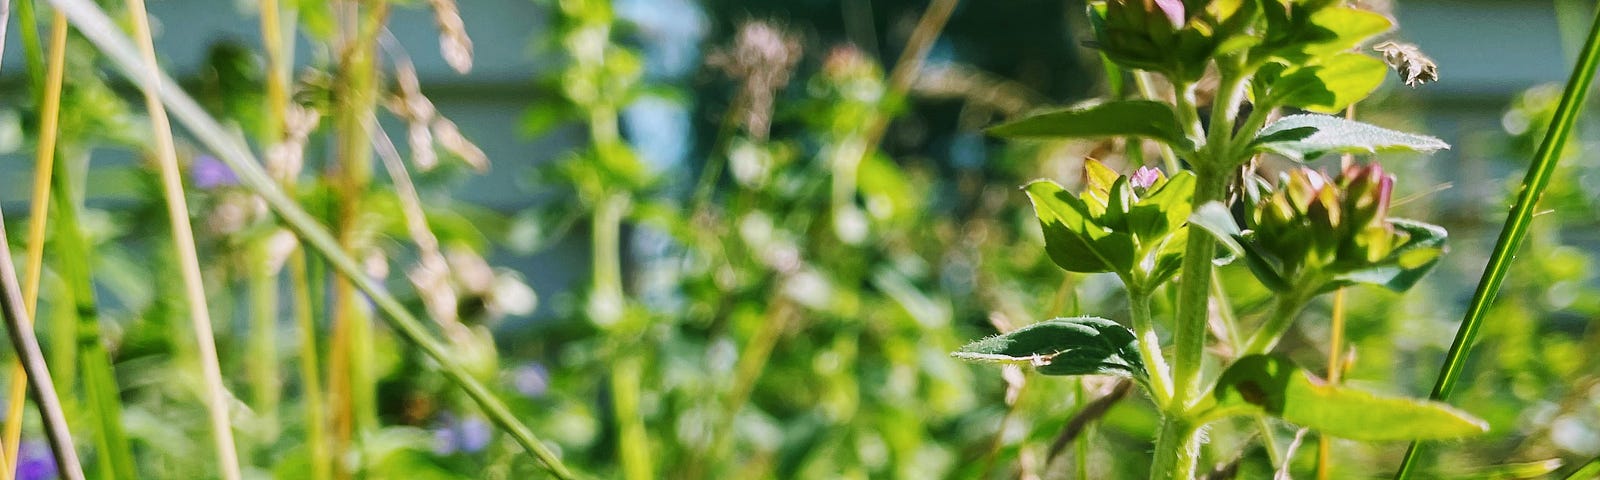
{"left": 17, "top": 440, "right": 57, "bottom": 480}
{"left": 512, "top": 363, "right": 550, "bottom": 398}
{"left": 192, "top": 155, "right": 238, "bottom": 189}
{"left": 1131, "top": 166, "right": 1163, "bottom": 190}
{"left": 1152, "top": 0, "right": 1186, "bottom": 28}
{"left": 431, "top": 414, "right": 494, "bottom": 456}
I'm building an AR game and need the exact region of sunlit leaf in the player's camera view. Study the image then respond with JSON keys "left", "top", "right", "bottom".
{"left": 1252, "top": 114, "right": 1449, "bottom": 161}
{"left": 1212, "top": 355, "right": 1488, "bottom": 441}
{"left": 989, "top": 101, "right": 1193, "bottom": 151}
{"left": 1266, "top": 53, "right": 1388, "bottom": 113}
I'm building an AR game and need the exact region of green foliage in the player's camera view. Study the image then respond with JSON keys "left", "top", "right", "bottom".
{"left": 1023, "top": 160, "right": 1193, "bottom": 287}
{"left": 953, "top": 317, "right": 1145, "bottom": 381}
{"left": 1210, "top": 355, "right": 1487, "bottom": 441}
{"left": 989, "top": 100, "right": 1192, "bottom": 150}
{"left": 1252, "top": 114, "right": 1449, "bottom": 161}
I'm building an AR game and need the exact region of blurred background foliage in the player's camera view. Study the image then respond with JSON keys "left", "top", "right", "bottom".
{"left": 0, "top": 0, "right": 1595, "bottom": 479}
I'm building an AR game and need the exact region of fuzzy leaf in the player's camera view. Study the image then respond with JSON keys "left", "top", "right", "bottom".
{"left": 990, "top": 101, "right": 1193, "bottom": 151}
{"left": 1213, "top": 355, "right": 1488, "bottom": 441}
{"left": 953, "top": 317, "right": 1145, "bottom": 380}
{"left": 1253, "top": 114, "right": 1449, "bottom": 161}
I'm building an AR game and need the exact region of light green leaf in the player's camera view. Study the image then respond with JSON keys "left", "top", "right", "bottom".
{"left": 1302, "top": 7, "right": 1394, "bottom": 57}
{"left": 1023, "top": 180, "right": 1135, "bottom": 274}
{"left": 953, "top": 317, "right": 1145, "bottom": 380}
{"left": 990, "top": 100, "right": 1193, "bottom": 151}
{"left": 1266, "top": 53, "right": 1389, "bottom": 114}
{"left": 1212, "top": 355, "right": 1488, "bottom": 441}
{"left": 1186, "top": 202, "right": 1245, "bottom": 258}
{"left": 1252, "top": 114, "right": 1449, "bottom": 161}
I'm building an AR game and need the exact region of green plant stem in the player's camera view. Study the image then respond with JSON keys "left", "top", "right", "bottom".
{"left": 249, "top": 241, "right": 281, "bottom": 438}
{"left": 1133, "top": 72, "right": 1181, "bottom": 173}
{"left": 1169, "top": 163, "right": 1230, "bottom": 407}
{"left": 290, "top": 250, "right": 332, "bottom": 480}
{"left": 47, "top": 148, "right": 137, "bottom": 480}
{"left": 0, "top": 205, "right": 85, "bottom": 480}
{"left": 1396, "top": 5, "right": 1600, "bottom": 478}
{"left": 591, "top": 192, "right": 652, "bottom": 480}
{"left": 328, "top": 2, "right": 386, "bottom": 469}
{"left": 45, "top": 0, "right": 578, "bottom": 477}
{"left": 2, "top": 8, "right": 67, "bottom": 473}
{"left": 1241, "top": 287, "right": 1314, "bottom": 357}
{"left": 1149, "top": 416, "right": 1199, "bottom": 480}
{"left": 1126, "top": 287, "right": 1173, "bottom": 405}
{"left": 126, "top": 0, "right": 244, "bottom": 476}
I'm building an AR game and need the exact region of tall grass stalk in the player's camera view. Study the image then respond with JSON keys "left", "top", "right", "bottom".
{"left": 0, "top": 207, "right": 85, "bottom": 480}
{"left": 1393, "top": 5, "right": 1600, "bottom": 479}
{"left": 1, "top": 9, "right": 67, "bottom": 475}
{"left": 327, "top": 4, "right": 386, "bottom": 470}
{"left": 46, "top": 147, "right": 138, "bottom": 480}
{"left": 124, "top": 0, "right": 244, "bottom": 477}
{"left": 43, "top": 0, "right": 578, "bottom": 477}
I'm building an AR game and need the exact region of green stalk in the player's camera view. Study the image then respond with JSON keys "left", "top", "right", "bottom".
{"left": 290, "top": 250, "right": 332, "bottom": 480}
{"left": 329, "top": 2, "right": 386, "bottom": 467}
{"left": 1394, "top": 5, "right": 1600, "bottom": 478}
{"left": 1240, "top": 287, "right": 1314, "bottom": 357}
{"left": 45, "top": 0, "right": 579, "bottom": 477}
{"left": 592, "top": 192, "right": 652, "bottom": 480}
{"left": 0, "top": 204, "right": 85, "bottom": 480}
{"left": 47, "top": 148, "right": 138, "bottom": 480}
{"left": 248, "top": 242, "right": 281, "bottom": 439}
{"left": 1126, "top": 287, "right": 1173, "bottom": 405}
{"left": 126, "top": 0, "right": 243, "bottom": 476}
{"left": 2, "top": 7, "right": 68, "bottom": 472}
{"left": 1148, "top": 416, "right": 1199, "bottom": 480}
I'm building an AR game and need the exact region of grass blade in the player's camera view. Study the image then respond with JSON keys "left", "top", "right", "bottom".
{"left": 0, "top": 203, "right": 85, "bottom": 480}
{"left": 124, "top": 0, "right": 244, "bottom": 477}
{"left": 1393, "top": 5, "right": 1600, "bottom": 478}
{"left": 42, "top": 0, "right": 579, "bottom": 477}
{"left": 1, "top": 7, "right": 67, "bottom": 475}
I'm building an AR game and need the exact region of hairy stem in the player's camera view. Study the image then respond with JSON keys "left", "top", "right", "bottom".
{"left": 1127, "top": 287, "right": 1174, "bottom": 405}
{"left": 1149, "top": 416, "right": 1200, "bottom": 480}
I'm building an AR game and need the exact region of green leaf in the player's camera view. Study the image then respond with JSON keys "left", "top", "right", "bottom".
{"left": 1187, "top": 202, "right": 1245, "bottom": 258}
{"left": 1024, "top": 180, "right": 1135, "bottom": 274}
{"left": 1252, "top": 114, "right": 1449, "bottom": 161}
{"left": 1212, "top": 355, "right": 1488, "bottom": 441}
{"left": 953, "top": 317, "right": 1146, "bottom": 380}
{"left": 990, "top": 100, "right": 1193, "bottom": 151}
{"left": 1266, "top": 54, "right": 1388, "bottom": 114}
{"left": 1330, "top": 218, "right": 1447, "bottom": 292}
{"left": 1301, "top": 7, "right": 1393, "bottom": 57}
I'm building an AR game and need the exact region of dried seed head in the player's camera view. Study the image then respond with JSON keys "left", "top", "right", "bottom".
{"left": 266, "top": 104, "right": 320, "bottom": 183}
{"left": 429, "top": 0, "right": 474, "bottom": 74}
{"left": 709, "top": 21, "right": 802, "bottom": 140}
{"left": 431, "top": 117, "right": 489, "bottom": 172}
{"left": 1372, "top": 41, "right": 1439, "bottom": 87}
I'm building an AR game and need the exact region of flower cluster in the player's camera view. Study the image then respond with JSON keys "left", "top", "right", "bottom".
{"left": 1235, "top": 163, "right": 1445, "bottom": 293}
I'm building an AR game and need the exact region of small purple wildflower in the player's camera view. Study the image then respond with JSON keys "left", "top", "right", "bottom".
{"left": 1152, "top": 0, "right": 1186, "bottom": 28}
{"left": 192, "top": 155, "right": 239, "bottom": 189}
{"left": 512, "top": 362, "right": 550, "bottom": 398}
{"left": 1131, "top": 166, "right": 1162, "bottom": 190}
{"left": 17, "top": 440, "right": 57, "bottom": 480}
{"left": 431, "top": 414, "right": 494, "bottom": 456}
{"left": 458, "top": 417, "right": 491, "bottom": 453}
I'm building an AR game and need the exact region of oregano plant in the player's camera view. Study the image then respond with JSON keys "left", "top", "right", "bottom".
{"left": 953, "top": 1, "right": 1487, "bottom": 478}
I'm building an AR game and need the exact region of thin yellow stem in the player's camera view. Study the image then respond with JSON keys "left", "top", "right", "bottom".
{"left": 3, "top": 13, "right": 68, "bottom": 478}
{"left": 1317, "top": 288, "right": 1348, "bottom": 480}
{"left": 125, "top": 1, "right": 243, "bottom": 478}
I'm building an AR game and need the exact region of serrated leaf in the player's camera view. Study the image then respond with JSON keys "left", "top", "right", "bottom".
{"left": 1330, "top": 218, "right": 1447, "bottom": 292}
{"left": 1252, "top": 114, "right": 1449, "bottom": 161}
{"left": 1266, "top": 53, "right": 1388, "bottom": 114}
{"left": 953, "top": 317, "right": 1145, "bottom": 380}
{"left": 1212, "top": 355, "right": 1488, "bottom": 441}
{"left": 1024, "top": 180, "right": 1134, "bottom": 274}
{"left": 990, "top": 101, "right": 1193, "bottom": 151}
